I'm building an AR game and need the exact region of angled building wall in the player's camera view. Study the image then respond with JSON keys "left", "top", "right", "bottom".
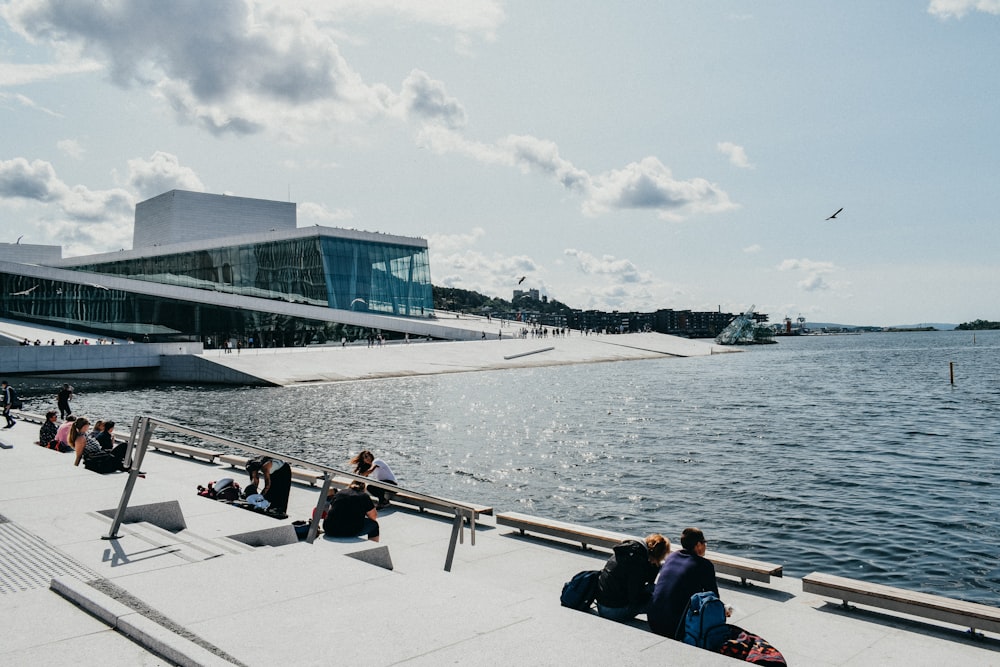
{"left": 133, "top": 190, "right": 295, "bottom": 249}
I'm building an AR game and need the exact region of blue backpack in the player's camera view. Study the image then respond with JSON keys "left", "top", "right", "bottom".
{"left": 680, "top": 591, "right": 729, "bottom": 651}
{"left": 560, "top": 570, "right": 600, "bottom": 611}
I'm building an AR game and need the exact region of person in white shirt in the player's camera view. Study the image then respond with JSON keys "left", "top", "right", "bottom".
{"left": 349, "top": 450, "right": 398, "bottom": 508}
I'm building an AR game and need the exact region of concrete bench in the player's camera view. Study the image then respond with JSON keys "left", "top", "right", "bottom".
{"left": 803, "top": 571, "right": 1000, "bottom": 636}
{"left": 391, "top": 490, "right": 493, "bottom": 520}
{"left": 322, "top": 476, "right": 493, "bottom": 520}
{"left": 148, "top": 438, "right": 220, "bottom": 463}
{"left": 495, "top": 511, "right": 782, "bottom": 585}
{"left": 218, "top": 454, "right": 325, "bottom": 486}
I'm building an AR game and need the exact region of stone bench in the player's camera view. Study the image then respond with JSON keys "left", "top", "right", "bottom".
{"left": 148, "top": 438, "right": 220, "bottom": 463}
{"left": 495, "top": 511, "right": 782, "bottom": 585}
{"left": 803, "top": 571, "right": 1000, "bottom": 636}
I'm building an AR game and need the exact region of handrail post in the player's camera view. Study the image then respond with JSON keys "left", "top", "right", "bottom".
{"left": 103, "top": 416, "right": 153, "bottom": 540}
{"left": 123, "top": 415, "right": 141, "bottom": 469}
{"left": 307, "top": 473, "right": 333, "bottom": 544}
{"left": 444, "top": 507, "right": 464, "bottom": 572}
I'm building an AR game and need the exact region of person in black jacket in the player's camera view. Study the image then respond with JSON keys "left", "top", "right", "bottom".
{"left": 596, "top": 533, "right": 670, "bottom": 622}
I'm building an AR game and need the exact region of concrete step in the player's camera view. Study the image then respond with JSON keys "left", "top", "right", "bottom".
{"left": 88, "top": 513, "right": 257, "bottom": 562}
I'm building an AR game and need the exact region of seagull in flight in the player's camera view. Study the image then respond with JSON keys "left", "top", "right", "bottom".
{"left": 517, "top": 276, "right": 526, "bottom": 285}
{"left": 825, "top": 207, "right": 843, "bottom": 220}
{"left": 11, "top": 285, "right": 38, "bottom": 296}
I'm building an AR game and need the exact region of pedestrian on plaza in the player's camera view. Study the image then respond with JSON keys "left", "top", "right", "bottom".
{"left": 1, "top": 380, "right": 18, "bottom": 429}
{"left": 57, "top": 384, "right": 73, "bottom": 419}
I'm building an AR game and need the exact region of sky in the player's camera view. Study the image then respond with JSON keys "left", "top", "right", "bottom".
{"left": 1, "top": 0, "right": 999, "bottom": 327}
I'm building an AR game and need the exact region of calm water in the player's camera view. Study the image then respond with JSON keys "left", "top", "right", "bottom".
{"left": 14, "top": 330, "right": 1000, "bottom": 604}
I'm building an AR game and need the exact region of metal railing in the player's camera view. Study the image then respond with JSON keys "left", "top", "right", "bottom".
{"left": 103, "top": 415, "right": 477, "bottom": 571}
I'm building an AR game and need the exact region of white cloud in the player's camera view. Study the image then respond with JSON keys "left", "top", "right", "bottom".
{"left": 0, "top": 60, "right": 101, "bottom": 86}
{"left": 124, "top": 152, "right": 205, "bottom": 199}
{"left": 717, "top": 141, "right": 754, "bottom": 169}
{"left": 428, "top": 228, "right": 538, "bottom": 297}
{"left": 57, "top": 139, "right": 84, "bottom": 159}
{"left": 419, "top": 128, "right": 734, "bottom": 220}
{"left": 298, "top": 201, "right": 354, "bottom": 223}
{"left": 4, "top": 0, "right": 396, "bottom": 138}
{"left": 279, "top": 0, "right": 506, "bottom": 44}
{"left": 0, "top": 92, "right": 62, "bottom": 116}
{"left": 0, "top": 156, "right": 134, "bottom": 253}
{"left": 743, "top": 244, "right": 762, "bottom": 253}
{"left": 777, "top": 258, "right": 838, "bottom": 292}
{"left": 585, "top": 157, "right": 735, "bottom": 218}
{"left": 3, "top": 0, "right": 734, "bottom": 234}
{"left": 928, "top": 0, "right": 1000, "bottom": 18}
{"left": 564, "top": 248, "right": 652, "bottom": 284}
{"left": 399, "top": 69, "right": 467, "bottom": 129}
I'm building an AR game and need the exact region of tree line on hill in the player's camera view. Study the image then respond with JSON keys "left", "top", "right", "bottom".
{"left": 956, "top": 319, "right": 1000, "bottom": 330}
{"left": 432, "top": 286, "right": 573, "bottom": 318}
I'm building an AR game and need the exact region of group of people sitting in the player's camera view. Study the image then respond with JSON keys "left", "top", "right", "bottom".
{"left": 308, "top": 450, "right": 398, "bottom": 542}
{"left": 594, "top": 527, "right": 784, "bottom": 663}
{"left": 39, "top": 412, "right": 129, "bottom": 473}
{"left": 239, "top": 449, "right": 397, "bottom": 542}
{"left": 595, "top": 527, "right": 722, "bottom": 633}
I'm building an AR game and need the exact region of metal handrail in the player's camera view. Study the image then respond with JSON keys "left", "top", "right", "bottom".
{"left": 103, "top": 415, "right": 476, "bottom": 571}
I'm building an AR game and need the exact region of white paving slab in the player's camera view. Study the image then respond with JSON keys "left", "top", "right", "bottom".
{"left": 2, "top": 406, "right": 1000, "bottom": 666}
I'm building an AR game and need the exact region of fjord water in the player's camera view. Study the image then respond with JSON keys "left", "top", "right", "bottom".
{"left": 19, "top": 330, "right": 1000, "bottom": 604}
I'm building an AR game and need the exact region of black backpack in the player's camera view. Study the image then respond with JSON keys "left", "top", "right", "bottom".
{"left": 560, "top": 570, "right": 600, "bottom": 611}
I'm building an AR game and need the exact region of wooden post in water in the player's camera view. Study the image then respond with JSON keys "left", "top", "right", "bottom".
{"left": 950, "top": 361, "right": 955, "bottom": 385}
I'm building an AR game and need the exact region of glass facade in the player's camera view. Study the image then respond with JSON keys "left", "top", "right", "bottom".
{"left": 0, "top": 231, "right": 434, "bottom": 345}
{"left": 72, "top": 234, "right": 433, "bottom": 316}
{"left": 0, "top": 270, "right": 352, "bottom": 346}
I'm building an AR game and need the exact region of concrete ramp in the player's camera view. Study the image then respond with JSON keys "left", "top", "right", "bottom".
{"left": 193, "top": 332, "right": 733, "bottom": 386}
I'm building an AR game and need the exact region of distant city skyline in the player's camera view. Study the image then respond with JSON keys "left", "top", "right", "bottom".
{"left": 2, "top": 1, "right": 998, "bottom": 326}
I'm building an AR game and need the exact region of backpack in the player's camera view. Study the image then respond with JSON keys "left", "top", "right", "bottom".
{"left": 560, "top": 570, "right": 600, "bottom": 611}
{"left": 83, "top": 451, "right": 119, "bottom": 474}
{"left": 213, "top": 478, "right": 241, "bottom": 501}
{"left": 680, "top": 591, "right": 729, "bottom": 651}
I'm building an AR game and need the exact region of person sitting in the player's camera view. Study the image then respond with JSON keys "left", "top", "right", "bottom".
{"left": 88, "top": 420, "right": 105, "bottom": 451}
{"left": 647, "top": 527, "right": 730, "bottom": 639}
{"left": 97, "top": 421, "right": 130, "bottom": 468}
{"left": 38, "top": 411, "right": 65, "bottom": 451}
{"left": 72, "top": 417, "right": 128, "bottom": 473}
{"left": 596, "top": 533, "right": 670, "bottom": 622}
{"left": 245, "top": 456, "right": 292, "bottom": 513}
{"left": 349, "top": 450, "right": 397, "bottom": 508}
{"left": 322, "top": 480, "right": 380, "bottom": 542}
{"left": 96, "top": 420, "right": 115, "bottom": 450}
{"left": 55, "top": 414, "right": 75, "bottom": 450}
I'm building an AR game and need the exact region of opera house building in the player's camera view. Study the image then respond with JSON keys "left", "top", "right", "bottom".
{"left": 0, "top": 190, "right": 470, "bottom": 346}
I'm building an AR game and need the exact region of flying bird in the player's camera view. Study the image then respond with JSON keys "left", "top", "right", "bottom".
{"left": 11, "top": 285, "right": 38, "bottom": 296}
{"left": 517, "top": 276, "right": 526, "bottom": 285}
{"left": 825, "top": 207, "right": 843, "bottom": 220}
